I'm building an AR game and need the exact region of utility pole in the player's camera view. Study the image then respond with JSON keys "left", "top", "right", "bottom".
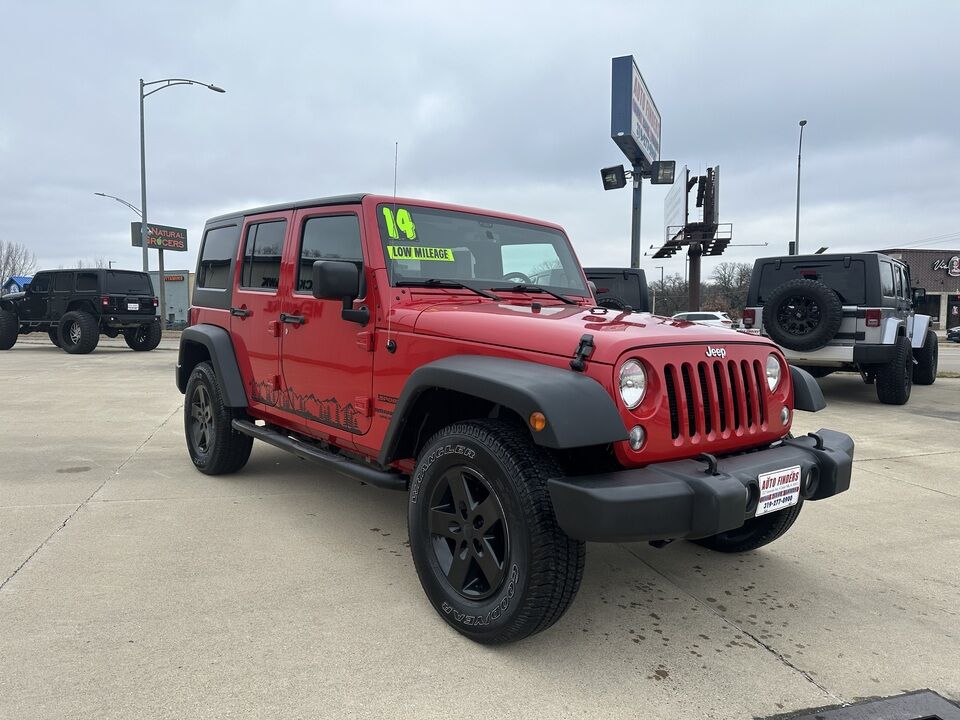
{"left": 793, "top": 119, "right": 807, "bottom": 255}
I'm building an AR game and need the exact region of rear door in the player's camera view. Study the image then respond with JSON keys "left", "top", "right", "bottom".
{"left": 230, "top": 212, "right": 291, "bottom": 410}
{"left": 50, "top": 272, "right": 73, "bottom": 319}
{"left": 278, "top": 206, "right": 374, "bottom": 440}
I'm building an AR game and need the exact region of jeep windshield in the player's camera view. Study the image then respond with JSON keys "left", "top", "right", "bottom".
{"left": 376, "top": 204, "right": 590, "bottom": 298}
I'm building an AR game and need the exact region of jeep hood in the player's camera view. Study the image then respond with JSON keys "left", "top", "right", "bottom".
{"left": 412, "top": 300, "right": 774, "bottom": 364}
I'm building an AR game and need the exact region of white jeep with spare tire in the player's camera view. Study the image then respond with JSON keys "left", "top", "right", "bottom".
{"left": 741, "top": 253, "right": 937, "bottom": 405}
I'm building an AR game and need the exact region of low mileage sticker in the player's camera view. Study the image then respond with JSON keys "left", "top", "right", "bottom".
{"left": 755, "top": 465, "right": 802, "bottom": 516}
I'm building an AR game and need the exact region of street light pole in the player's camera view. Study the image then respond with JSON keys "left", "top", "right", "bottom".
{"left": 139, "top": 77, "right": 225, "bottom": 330}
{"left": 794, "top": 119, "right": 807, "bottom": 256}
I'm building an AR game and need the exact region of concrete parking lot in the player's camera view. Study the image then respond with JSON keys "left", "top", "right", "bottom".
{"left": 2, "top": 335, "right": 958, "bottom": 719}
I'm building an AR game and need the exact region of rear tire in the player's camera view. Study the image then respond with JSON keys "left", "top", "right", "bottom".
{"left": 408, "top": 419, "right": 585, "bottom": 644}
{"left": 912, "top": 329, "right": 938, "bottom": 386}
{"left": 692, "top": 500, "right": 804, "bottom": 553}
{"left": 58, "top": 311, "right": 100, "bottom": 354}
{"left": 184, "top": 362, "right": 253, "bottom": 475}
{"left": 876, "top": 336, "right": 913, "bottom": 404}
{"left": 0, "top": 309, "right": 17, "bottom": 350}
{"left": 124, "top": 322, "right": 162, "bottom": 351}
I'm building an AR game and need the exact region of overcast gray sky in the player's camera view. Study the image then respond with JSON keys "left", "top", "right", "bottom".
{"left": 2, "top": 0, "right": 958, "bottom": 280}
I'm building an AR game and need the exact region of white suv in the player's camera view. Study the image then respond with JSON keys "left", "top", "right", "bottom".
{"left": 672, "top": 311, "right": 733, "bottom": 327}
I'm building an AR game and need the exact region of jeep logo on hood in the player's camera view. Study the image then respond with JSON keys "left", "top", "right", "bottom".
{"left": 705, "top": 346, "right": 727, "bottom": 358}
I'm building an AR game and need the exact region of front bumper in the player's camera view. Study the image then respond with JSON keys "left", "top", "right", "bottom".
{"left": 548, "top": 428, "right": 854, "bottom": 542}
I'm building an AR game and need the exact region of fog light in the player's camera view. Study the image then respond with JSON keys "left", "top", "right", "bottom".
{"left": 780, "top": 407, "right": 790, "bottom": 426}
{"left": 629, "top": 425, "right": 646, "bottom": 450}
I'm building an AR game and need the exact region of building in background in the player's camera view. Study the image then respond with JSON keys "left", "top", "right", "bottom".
{"left": 148, "top": 271, "right": 194, "bottom": 328}
{"left": 879, "top": 248, "right": 960, "bottom": 329}
{"left": 1, "top": 275, "right": 32, "bottom": 295}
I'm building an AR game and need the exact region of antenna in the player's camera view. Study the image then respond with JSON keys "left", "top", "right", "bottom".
{"left": 385, "top": 142, "right": 399, "bottom": 351}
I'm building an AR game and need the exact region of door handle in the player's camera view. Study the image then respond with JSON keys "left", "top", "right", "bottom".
{"left": 230, "top": 307, "right": 252, "bottom": 318}
{"left": 279, "top": 313, "right": 305, "bottom": 325}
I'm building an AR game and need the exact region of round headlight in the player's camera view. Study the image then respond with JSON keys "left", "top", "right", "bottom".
{"left": 766, "top": 354, "right": 782, "bottom": 391}
{"left": 619, "top": 359, "right": 647, "bottom": 409}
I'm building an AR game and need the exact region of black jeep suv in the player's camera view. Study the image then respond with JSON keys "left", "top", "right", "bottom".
{"left": 0, "top": 269, "right": 161, "bottom": 354}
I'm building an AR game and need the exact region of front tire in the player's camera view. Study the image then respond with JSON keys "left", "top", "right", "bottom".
{"left": 0, "top": 309, "right": 18, "bottom": 350}
{"left": 912, "top": 329, "right": 938, "bottom": 386}
{"left": 408, "top": 419, "right": 584, "bottom": 644}
{"left": 48, "top": 329, "right": 62, "bottom": 347}
{"left": 59, "top": 311, "right": 100, "bottom": 354}
{"left": 692, "top": 500, "right": 804, "bottom": 553}
{"left": 184, "top": 362, "right": 253, "bottom": 475}
{"left": 124, "top": 322, "right": 162, "bottom": 351}
{"left": 876, "top": 336, "right": 913, "bottom": 404}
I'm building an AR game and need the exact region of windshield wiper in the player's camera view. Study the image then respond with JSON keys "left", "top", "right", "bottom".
{"left": 395, "top": 278, "right": 502, "bottom": 301}
{"left": 489, "top": 283, "right": 577, "bottom": 305}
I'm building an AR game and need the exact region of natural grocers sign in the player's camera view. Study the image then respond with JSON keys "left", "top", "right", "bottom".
{"left": 130, "top": 222, "right": 188, "bottom": 252}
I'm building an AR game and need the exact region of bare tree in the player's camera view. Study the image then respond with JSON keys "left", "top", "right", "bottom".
{"left": 0, "top": 240, "right": 38, "bottom": 280}
{"left": 708, "top": 261, "right": 753, "bottom": 316}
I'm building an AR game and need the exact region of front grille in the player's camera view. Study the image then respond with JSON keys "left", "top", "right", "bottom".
{"left": 664, "top": 359, "right": 768, "bottom": 440}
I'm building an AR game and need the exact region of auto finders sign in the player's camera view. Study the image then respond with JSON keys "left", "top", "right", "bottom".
{"left": 611, "top": 55, "right": 662, "bottom": 167}
{"left": 932, "top": 256, "right": 960, "bottom": 277}
{"left": 130, "top": 222, "right": 188, "bottom": 251}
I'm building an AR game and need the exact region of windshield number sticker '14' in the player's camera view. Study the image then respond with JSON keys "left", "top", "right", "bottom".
{"left": 383, "top": 207, "right": 417, "bottom": 240}
{"left": 387, "top": 245, "right": 454, "bottom": 262}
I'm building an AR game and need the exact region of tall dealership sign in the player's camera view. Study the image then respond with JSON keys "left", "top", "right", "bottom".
{"left": 611, "top": 56, "right": 662, "bottom": 168}
{"left": 607, "top": 55, "right": 669, "bottom": 269}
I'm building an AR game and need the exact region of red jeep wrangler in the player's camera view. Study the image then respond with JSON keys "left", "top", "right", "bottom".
{"left": 176, "top": 194, "right": 854, "bottom": 644}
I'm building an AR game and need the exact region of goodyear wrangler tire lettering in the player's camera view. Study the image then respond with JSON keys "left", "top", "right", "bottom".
{"left": 408, "top": 419, "right": 585, "bottom": 645}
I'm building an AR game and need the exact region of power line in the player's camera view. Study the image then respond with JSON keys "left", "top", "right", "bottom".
{"left": 889, "top": 230, "right": 960, "bottom": 250}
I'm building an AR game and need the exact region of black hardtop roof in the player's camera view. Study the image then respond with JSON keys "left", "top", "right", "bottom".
{"left": 205, "top": 193, "right": 367, "bottom": 225}
{"left": 34, "top": 268, "right": 148, "bottom": 275}
{"left": 754, "top": 252, "right": 903, "bottom": 266}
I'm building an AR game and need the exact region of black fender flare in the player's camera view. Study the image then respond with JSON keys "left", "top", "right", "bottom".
{"left": 790, "top": 365, "right": 826, "bottom": 412}
{"left": 378, "top": 355, "right": 628, "bottom": 465}
{"left": 176, "top": 324, "right": 248, "bottom": 407}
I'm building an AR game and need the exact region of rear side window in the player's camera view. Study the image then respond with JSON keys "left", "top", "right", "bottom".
{"left": 240, "top": 220, "right": 286, "bottom": 291}
{"left": 107, "top": 271, "right": 152, "bottom": 294}
{"left": 76, "top": 272, "right": 98, "bottom": 292}
{"left": 198, "top": 226, "right": 239, "bottom": 289}
{"left": 758, "top": 260, "right": 867, "bottom": 305}
{"left": 880, "top": 262, "right": 896, "bottom": 297}
{"left": 296, "top": 215, "right": 363, "bottom": 293}
{"left": 54, "top": 273, "right": 72, "bottom": 292}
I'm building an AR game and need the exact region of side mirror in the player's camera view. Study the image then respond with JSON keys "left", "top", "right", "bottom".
{"left": 912, "top": 287, "right": 926, "bottom": 304}
{"left": 312, "top": 260, "right": 368, "bottom": 325}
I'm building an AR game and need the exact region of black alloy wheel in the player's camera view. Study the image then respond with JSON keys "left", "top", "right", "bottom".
{"left": 427, "top": 466, "right": 510, "bottom": 600}
{"left": 190, "top": 384, "right": 214, "bottom": 455}
{"left": 776, "top": 295, "right": 822, "bottom": 336}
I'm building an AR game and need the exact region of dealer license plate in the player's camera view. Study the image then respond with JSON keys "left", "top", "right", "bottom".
{"left": 738, "top": 328, "right": 762, "bottom": 335}
{"left": 756, "top": 465, "right": 802, "bottom": 517}
{"left": 127, "top": 302, "right": 139, "bottom": 311}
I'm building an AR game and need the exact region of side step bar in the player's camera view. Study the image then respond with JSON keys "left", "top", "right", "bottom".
{"left": 231, "top": 419, "right": 408, "bottom": 491}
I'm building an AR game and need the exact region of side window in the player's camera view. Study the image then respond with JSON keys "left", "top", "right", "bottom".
{"left": 898, "top": 266, "right": 909, "bottom": 299}
{"left": 240, "top": 220, "right": 286, "bottom": 291}
{"left": 54, "top": 273, "right": 72, "bottom": 292}
{"left": 198, "top": 225, "right": 239, "bottom": 290}
{"left": 30, "top": 274, "right": 50, "bottom": 293}
{"left": 76, "top": 272, "right": 98, "bottom": 292}
{"left": 296, "top": 215, "right": 363, "bottom": 293}
{"left": 880, "top": 262, "right": 896, "bottom": 297}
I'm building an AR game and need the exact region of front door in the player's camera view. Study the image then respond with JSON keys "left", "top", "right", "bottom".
{"left": 20, "top": 272, "right": 52, "bottom": 321}
{"left": 230, "top": 212, "right": 291, "bottom": 410}
{"left": 279, "top": 207, "right": 375, "bottom": 440}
